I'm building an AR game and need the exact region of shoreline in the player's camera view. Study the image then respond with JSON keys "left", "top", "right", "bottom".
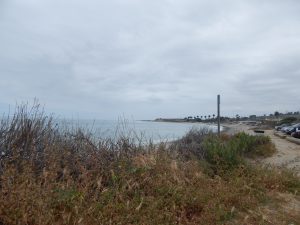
{"left": 141, "top": 119, "right": 223, "bottom": 129}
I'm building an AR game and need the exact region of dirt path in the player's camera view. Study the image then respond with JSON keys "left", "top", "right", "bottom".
{"left": 223, "top": 123, "right": 300, "bottom": 176}
{"left": 262, "top": 130, "right": 300, "bottom": 175}
{"left": 223, "top": 123, "right": 300, "bottom": 222}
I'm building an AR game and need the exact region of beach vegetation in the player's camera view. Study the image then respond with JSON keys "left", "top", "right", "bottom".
{"left": 0, "top": 104, "right": 299, "bottom": 225}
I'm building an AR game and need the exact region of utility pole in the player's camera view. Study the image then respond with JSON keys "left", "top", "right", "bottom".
{"left": 217, "top": 95, "right": 221, "bottom": 136}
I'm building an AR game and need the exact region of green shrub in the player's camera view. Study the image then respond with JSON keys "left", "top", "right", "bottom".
{"left": 203, "top": 132, "right": 276, "bottom": 172}
{"left": 233, "top": 132, "right": 275, "bottom": 157}
{"left": 203, "top": 136, "right": 243, "bottom": 171}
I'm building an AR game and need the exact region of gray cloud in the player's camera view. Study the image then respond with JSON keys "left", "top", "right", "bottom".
{"left": 0, "top": 0, "right": 300, "bottom": 119}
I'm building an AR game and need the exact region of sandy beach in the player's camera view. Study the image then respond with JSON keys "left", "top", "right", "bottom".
{"left": 223, "top": 123, "right": 300, "bottom": 176}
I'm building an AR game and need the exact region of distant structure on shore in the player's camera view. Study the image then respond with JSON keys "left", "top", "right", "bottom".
{"left": 155, "top": 111, "right": 300, "bottom": 124}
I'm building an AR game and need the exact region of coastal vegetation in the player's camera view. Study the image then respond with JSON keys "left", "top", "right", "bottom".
{"left": 0, "top": 104, "right": 299, "bottom": 225}
{"left": 155, "top": 110, "right": 300, "bottom": 124}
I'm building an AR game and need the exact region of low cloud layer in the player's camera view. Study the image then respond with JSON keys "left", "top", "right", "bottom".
{"left": 1, "top": 0, "right": 300, "bottom": 119}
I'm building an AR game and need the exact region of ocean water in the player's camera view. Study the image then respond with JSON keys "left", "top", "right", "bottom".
{"left": 60, "top": 119, "right": 220, "bottom": 143}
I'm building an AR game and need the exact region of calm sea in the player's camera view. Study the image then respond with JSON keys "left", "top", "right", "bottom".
{"left": 60, "top": 119, "right": 220, "bottom": 143}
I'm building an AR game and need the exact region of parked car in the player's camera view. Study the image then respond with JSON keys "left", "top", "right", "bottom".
{"left": 275, "top": 123, "right": 289, "bottom": 131}
{"left": 291, "top": 132, "right": 300, "bottom": 138}
{"left": 285, "top": 123, "right": 300, "bottom": 135}
{"left": 281, "top": 125, "right": 293, "bottom": 133}
{"left": 291, "top": 127, "right": 300, "bottom": 139}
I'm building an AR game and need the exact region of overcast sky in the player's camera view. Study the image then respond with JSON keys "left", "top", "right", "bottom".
{"left": 0, "top": 0, "right": 300, "bottom": 119}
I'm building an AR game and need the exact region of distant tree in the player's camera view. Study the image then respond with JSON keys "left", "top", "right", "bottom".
{"left": 274, "top": 111, "right": 280, "bottom": 117}
{"left": 212, "top": 114, "right": 215, "bottom": 120}
{"left": 201, "top": 116, "right": 203, "bottom": 119}
{"left": 204, "top": 116, "right": 207, "bottom": 120}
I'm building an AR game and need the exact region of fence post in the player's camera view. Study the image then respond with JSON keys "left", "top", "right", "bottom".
{"left": 217, "top": 95, "right": 221, "bottom": 136}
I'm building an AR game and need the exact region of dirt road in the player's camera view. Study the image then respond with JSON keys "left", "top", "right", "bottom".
{"left": 223, "top": 123, "right": 300, "bottom": 176}
{"left": 262, "top": 130, "right": 300, "bottom": 174}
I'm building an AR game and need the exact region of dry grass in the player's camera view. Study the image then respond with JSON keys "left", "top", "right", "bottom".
{"left": 0, "top": 104, "right": 299, "bottom": 225}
